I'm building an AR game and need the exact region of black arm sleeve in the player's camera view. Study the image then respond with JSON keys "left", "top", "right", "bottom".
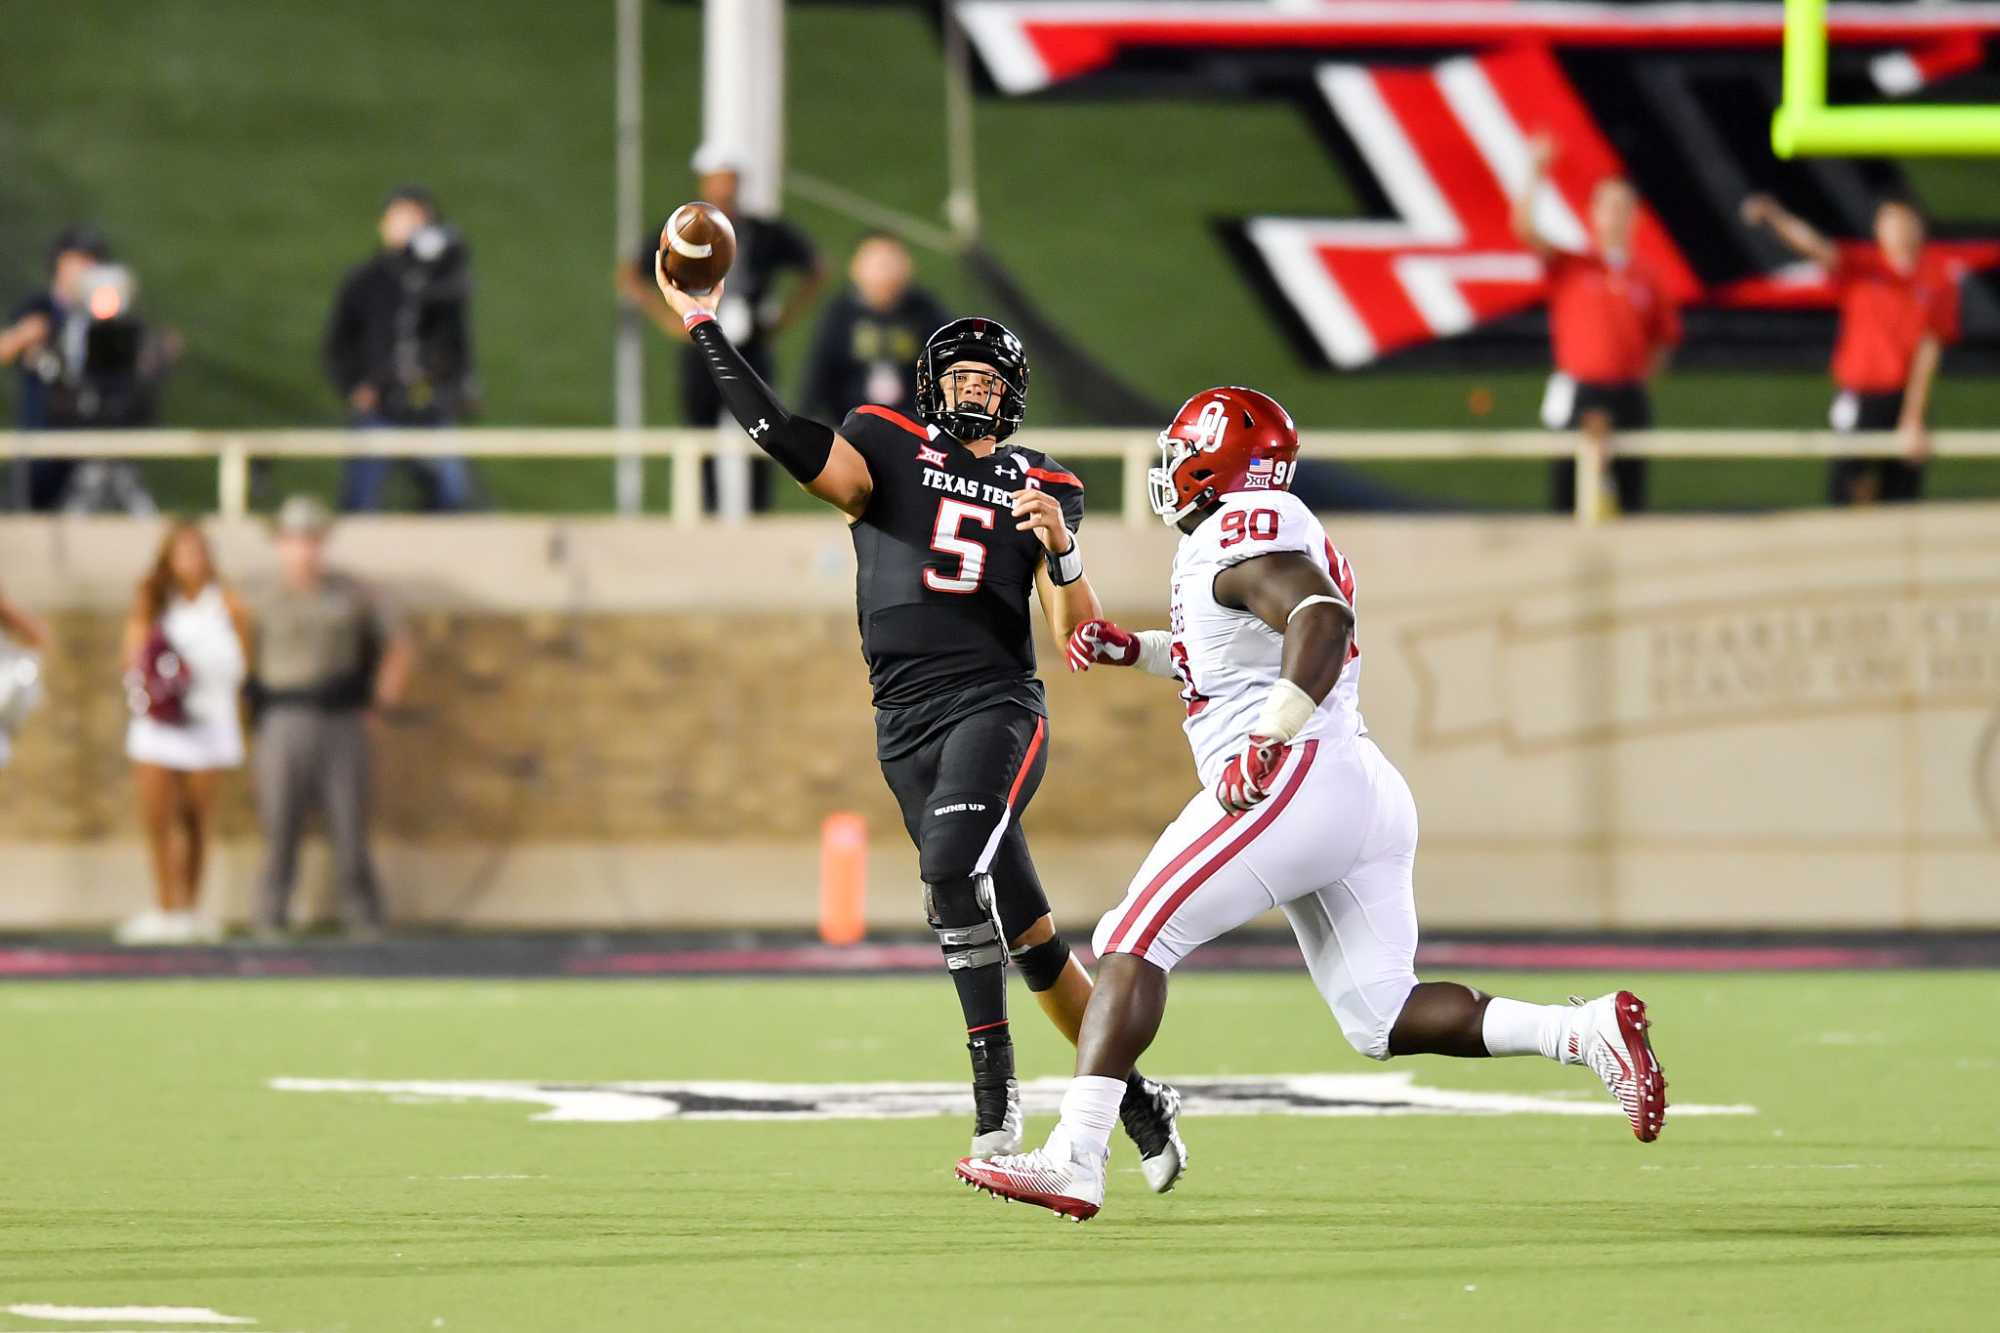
{"left": 687, "top": 316, "right": 835, "bottom": 484}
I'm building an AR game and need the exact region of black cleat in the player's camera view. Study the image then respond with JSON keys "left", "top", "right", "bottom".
{"left": 970, "top": 1077, "right": 1023, "bottom": 1156}
{"left": 1119, "top": 1074, "right": 1189, "bottom": 1193}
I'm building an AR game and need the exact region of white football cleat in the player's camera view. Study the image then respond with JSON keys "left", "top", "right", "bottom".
{"left": 1568, "top": 991, "right": 1667, "bottom": 1142}
{"left": 956, "top": 1129, "right": 1108, "bottom": 1221}
{"left": 968, "top": 1078, "right": 1023, "bottom": 1158}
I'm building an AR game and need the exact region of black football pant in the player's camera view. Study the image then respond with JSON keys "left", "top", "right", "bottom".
{"left": 879, "top": 703, "right": 1052, "bottom": 943}
{"left": 1550, "top": 380, "right": 1651, "bottom": 515}
{"left": 1829, "top": 390, "right": 1925, "bottom": 504}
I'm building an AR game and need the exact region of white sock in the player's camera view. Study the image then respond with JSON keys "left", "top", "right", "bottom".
{"left": 1057, "top": 1075, "right": 1126, "bottom": 1156}
{"left": 1482, "top": 997, "right": 1572, "bottom": 1062}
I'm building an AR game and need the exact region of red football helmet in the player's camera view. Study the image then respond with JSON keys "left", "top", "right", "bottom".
{"left": 1148, "top": 386, "right": 1300, "bottom": 525}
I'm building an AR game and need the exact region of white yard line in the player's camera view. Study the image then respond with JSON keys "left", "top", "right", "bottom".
{"left": 6, "top": 1310, "right": 255, "bottom": 1326}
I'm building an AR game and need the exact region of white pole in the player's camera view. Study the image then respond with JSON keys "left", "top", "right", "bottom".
{"left": 705, "top": 0, "right": 786, "bottom": 216}
{"left": 702, "top": 0, "right": 786, "bottom": 521}
{"left": 614, "top": 0, "right": 645, "bottom": 515}
{"left": 943, "top": 7, "right": 979, "bottom": 242}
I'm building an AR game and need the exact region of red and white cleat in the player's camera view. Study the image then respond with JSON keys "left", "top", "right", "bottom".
{"left": 1568, "top": 991, "right": 1668, "bottom": 1142}
{"left": 956, "top": 1131, "right": 1107, "bottom": 1221}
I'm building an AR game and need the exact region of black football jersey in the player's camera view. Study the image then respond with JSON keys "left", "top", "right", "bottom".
{"left": 839, "top": 406, "right": 1086, "bottom": 754}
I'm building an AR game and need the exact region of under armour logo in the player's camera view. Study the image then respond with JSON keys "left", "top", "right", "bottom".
{"left": 748, "top": 418, "right": 771, "bottom": 439}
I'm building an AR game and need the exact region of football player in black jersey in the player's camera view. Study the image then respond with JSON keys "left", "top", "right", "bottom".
{"left": 655, "top": 257, "right": 1186, "bottom": 1189}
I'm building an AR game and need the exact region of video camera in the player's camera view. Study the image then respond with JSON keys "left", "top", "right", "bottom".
{"left": 26, "top": 262, "right": 164, "bottom": 429}
{"left": 387, "top": 222, "right": 475, "bottom": 418}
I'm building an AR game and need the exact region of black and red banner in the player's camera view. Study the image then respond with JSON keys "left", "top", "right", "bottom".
{"left": 955, "top": 1, "right": 2000, "bottom": 369}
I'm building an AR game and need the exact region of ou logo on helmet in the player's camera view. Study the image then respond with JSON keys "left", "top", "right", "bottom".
{"left": 1191, "top": 398, "right": 1231, "bottom": 450}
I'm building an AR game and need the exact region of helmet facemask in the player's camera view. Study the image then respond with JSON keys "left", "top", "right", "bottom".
{"left": 1148, "top": 431, "right": 1218, "bottom": 527}
{"left": 920, "top": 360, "right": 1024, "bottom": 444}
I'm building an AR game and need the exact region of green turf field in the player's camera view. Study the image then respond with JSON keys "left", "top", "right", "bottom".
{"left": 2, "top": 971, "right": 1994, "bottom": 1329}
{"left": 4, "top": 2, "right": 1997, "bottom": 514}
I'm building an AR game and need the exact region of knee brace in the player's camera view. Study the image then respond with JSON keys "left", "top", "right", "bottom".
{"left": 1008, "top": 935, "right": 1073, "bottom": 993}
{"left": 916, "top": 792, "right": 1006, "bottom": 886}
{"left": 924, "top": 874, "right": 1005, "bottom": 972}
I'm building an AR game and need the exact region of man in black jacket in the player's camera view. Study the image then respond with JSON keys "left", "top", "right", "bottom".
{"left": 800, "top": 233, "right": 949, "bottom": 423}
{"left": 323, "top": 187, "right": 476, "bottom": 512}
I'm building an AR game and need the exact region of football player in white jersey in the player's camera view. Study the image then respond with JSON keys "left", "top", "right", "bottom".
{"left": 956, "top": 387, "right": 1666, "bottom": 1221}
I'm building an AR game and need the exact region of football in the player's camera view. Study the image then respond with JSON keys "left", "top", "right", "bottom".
{"left": 659, "top": 201, "right": 736, "bottom": 295}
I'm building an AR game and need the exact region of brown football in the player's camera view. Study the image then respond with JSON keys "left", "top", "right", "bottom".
{"left": 660, "top": 202, "right": 736, "bottom": 295}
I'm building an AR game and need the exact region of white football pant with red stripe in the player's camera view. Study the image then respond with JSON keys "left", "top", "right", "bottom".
{"left": 1092, "top": 733, "right": 1420, "bottom": 1060}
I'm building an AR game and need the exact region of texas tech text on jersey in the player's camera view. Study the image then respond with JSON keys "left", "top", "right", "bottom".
{"left": 837, "top": 404, "right": 1085, "bottom": 756}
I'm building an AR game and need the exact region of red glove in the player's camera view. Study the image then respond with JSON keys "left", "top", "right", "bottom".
{"left": 1215, "top": 734, "right": 1289, "bottom": 815}
{"left": 1067, "top": 618, "right": 1141, "bottom": 673}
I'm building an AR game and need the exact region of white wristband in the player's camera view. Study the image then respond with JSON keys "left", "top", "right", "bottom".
{"left": 1133, "top": 629, "right": 1176, "bottom": 678}
{"left": 1252, "top": 678, "right": 1318, "bottom": 743}
{"left": 1047, "top": 533, "right": 1084, "bottom": 586}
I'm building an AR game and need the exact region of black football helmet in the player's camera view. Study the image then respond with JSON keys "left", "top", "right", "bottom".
{"left": 915, "top": 317, "right": 1029, "bottom": 443}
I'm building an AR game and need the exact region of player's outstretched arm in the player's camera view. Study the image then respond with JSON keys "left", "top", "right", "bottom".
{"left": 654, "top": 260, "right": 874, "bottom": 519}
{"left": 1065, "top": 618, "right": 1174, "bottom": 676}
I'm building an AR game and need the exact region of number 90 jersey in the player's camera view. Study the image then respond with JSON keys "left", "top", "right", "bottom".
{"left": 840, "top": 406, "right": 1086, "bottom": 721}
{"left": 1170, "top": 490, "right": 1364, "bottom": 787}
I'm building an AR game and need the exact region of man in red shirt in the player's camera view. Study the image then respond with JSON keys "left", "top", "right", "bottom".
{"left": 1742, "top": 195, "right": 1957, "bottom": 504}
{"left": 1514, "top": 138, "right": 1682, "bottom": 517}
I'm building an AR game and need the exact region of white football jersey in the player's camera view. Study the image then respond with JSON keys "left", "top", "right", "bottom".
{"left": 1168, "top": 490, "right": 1364, "bottom": 785}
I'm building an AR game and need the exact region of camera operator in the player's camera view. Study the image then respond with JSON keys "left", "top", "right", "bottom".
{"left": 323, "top": 187, "right": 477, "bottom": 512}
{"left": 2, "top": 227, "right": 174, "bottom": 512}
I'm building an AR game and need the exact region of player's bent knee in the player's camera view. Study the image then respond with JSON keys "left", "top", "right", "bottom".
{"left": 916, "top": 791, "right": 1007, "bottom": 885}
{"left": 1330, "top": 976, "right": 1419, "bottom": 1062}
{"left": 1008, "top": 934, "right": 1071, "bottom": 992}
{"left": 1343, "top": 1014, "right": 1397, "bottom": 1062}
{"left": 923, "top": 873, "right": 1004, "bottom": 970}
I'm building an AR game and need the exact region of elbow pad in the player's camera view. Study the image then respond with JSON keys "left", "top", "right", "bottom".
{"left": 687, "top": 313, "right": 835, "bottom": 483}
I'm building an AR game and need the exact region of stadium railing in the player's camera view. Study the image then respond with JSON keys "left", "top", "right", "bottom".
{"left": 7, "top": 428, "right": 1999, "bottom": 526}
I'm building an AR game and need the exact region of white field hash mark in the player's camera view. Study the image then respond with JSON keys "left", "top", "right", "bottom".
{"left": 270, "top": 1074, "right": 1755, "bottom": 1124}
{"left": 6, "top": 1310, "right": 255, "bottom": 1325}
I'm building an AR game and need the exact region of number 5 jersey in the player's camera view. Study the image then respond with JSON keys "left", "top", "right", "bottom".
{"left": 838, "top": 405, "right": 1086, "bottom": 759}
{"left": 1169, "top": 489, "right": 1365, "bottom": 786}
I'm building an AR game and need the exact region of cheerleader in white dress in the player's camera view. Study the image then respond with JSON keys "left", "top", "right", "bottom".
{"left": 119, "top": 523, "right": 251, "bottom": 945}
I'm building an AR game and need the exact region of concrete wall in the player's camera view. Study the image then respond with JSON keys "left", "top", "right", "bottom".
{"left": 2, "top": 506, "right": 1996, "bottom": 928}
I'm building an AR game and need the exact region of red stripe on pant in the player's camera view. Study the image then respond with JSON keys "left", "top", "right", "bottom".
{"left": 1007, "top": 717, "right": 1046, "bottom": 808}
{"left": 1106, "top": 740, "right": 1320, "bottom": 957}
